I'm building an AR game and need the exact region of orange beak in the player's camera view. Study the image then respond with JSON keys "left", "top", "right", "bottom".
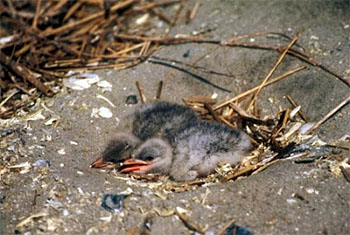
{"left": 120, "top": 159, "right": 151, "bottom": 173}
{"left": 90, "top": 156, "right": 116, "bottom": 169}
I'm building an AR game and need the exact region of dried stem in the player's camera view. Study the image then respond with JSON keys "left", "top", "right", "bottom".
{"left": 213, "top": 65, "right": 306, "bottom": 110}
{"left": 155, "top": 80, "right": 164, "bottom": 100}
{"left": 286, "top": 95, "right": 308, "bottom": 122}
{"left": 217, "top": 218, "right": 237, "bottom": 235}
{"left": 136, "top": 81, "right": 147, "bottom": 104}
{"left": 306, "top": 95, "right": 350, "bottom": 135}
{"left": 247, "top": 33, "right": 300, "bottom": 110}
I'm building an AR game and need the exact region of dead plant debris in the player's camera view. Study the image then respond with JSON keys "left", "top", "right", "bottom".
{"left": 1, "top": 0, "right": 349, "bottom": 120}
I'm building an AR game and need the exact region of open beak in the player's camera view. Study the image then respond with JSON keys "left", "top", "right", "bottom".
{"left": 120, "top": 159, "right": 151, "bottom": 173}
{"left": 90, "top": 156, "right": 116, "bottom": 169}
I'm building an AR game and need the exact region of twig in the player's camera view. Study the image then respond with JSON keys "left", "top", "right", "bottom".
{"left": 183, "top": 96, "right": 217, "bottom": 105}
{"left": 136, "top": 81, "right": 147, "bottom": 104}
{"left": 150, "top": 56, "right": 234, "bottom": 77}
{"left": 247, "top": 33, "right": 300, "bottom": 110}
{"left": 63, "top": 0, "right": 83, "bottom": 22}
{"left": 204, "top": 103, "right": 221, "bottom": 122}
{"left": 155, "top": 80, "right": 163, "bottom": 99}
{"left": 188, "top": 1, "right": 200, "bottom": 23}
{"left": 41, "top": 0, "right": 136, "bottom": 37}
{"left": 0, "top": 89, "right": 19, "bottom": 109}
{"left": 175, "top": 209, "right": 205, "bottom": 234}
{"left": 133, "top": 0, "right": 181, "bottom": 11}
{"left": 340, "top": 166, "right": 350, "bottom": 183}
{"left": 213, "top": 65, "right": 307, "bottom": 110}
{"left": 305, "top": 95, "right": 350, "bottom": 135}
{"left": 286, "top": 95, "right": 308, "bottom": 122}
{"left": 32, "top": 0, "right": 42, "bottom": 30}
{"left": 272, "top": 109, "right": 291, "bottom": 139}
{"left": 217, "top": 218, "right": 237, "bottom": 235}
{"left": 114, "top": 34, "right": 349, "bottom": 87}
{"left": 283, "top": 48, "right": 350, "bottom": 88}
{"left": 229, "top": 103, "right": 272, "bottom": 125}
{"left": 149, "top": 60, "right": 231, "bottom": 92}
{"left": 0, "top": 51, "right": 53, "bottom": 96}
{"left": 170, "top": 1, "right": 183, "bottom": 25}
{"left": 5, "top": 0, "right": 16, "bottom": 18}
{"left": 151, "top": 8, "right": 172, "bottom": 24}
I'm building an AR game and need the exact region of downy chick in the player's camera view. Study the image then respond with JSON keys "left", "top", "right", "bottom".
{"left": 121, "top": 121, "right": 252, "bottom": 181}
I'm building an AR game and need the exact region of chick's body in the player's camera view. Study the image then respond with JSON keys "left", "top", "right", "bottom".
{"left": 96, "top": 101, "right": 198, "bottom": 165}
{"left": 133, "top": 121, "right": 252, "bottom": 181}
{"left": 94, "top": 101, "right": 252, "bottom": 182}
{"left": 132, "top": 101, "right": 198, "bottom": 142}
{"left": 170, "top": 121, "right": 252, "bottom": 181}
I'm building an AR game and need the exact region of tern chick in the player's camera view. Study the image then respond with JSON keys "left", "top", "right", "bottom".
{"left": 91, "top": 101, "right": 198, "bottom": 168}
{"left": 122, "top": 121, "right": 252, "bottom": 181}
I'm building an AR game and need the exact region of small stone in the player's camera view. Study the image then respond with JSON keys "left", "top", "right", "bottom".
{"left": 101, "top": 194, "right": 128, "bottom": 213}
{"left": 126, "top": 95, "right": 138, "bottom": 105}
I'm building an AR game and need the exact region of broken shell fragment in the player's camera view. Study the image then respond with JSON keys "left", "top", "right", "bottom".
{"left": 63, "top": 73, "right": 100, "bottom": 90}
{"left": 98, "top": 107, "right": 113, "bottom": 118}
{"left": 101, "top": 194, "right": 128, "bottom": 213}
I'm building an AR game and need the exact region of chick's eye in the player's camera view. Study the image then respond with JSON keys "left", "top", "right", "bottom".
{"left": 143, "top": 155, "right": 154, "bottom": 161}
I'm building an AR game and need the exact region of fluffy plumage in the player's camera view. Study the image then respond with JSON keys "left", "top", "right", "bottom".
{"left": 131, "top": 121, "right": 252, "bottom": 181}
{"left": 91, "top": 101, "right": 198, "bottom": 167}
{"left": 132, "top": 101, "right": 198, "bottom": 142}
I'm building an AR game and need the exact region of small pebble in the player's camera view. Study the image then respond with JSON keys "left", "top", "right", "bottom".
{"left": 101, "top": 194, "right": 128, "bottom": 213}
{"left": 126, "top": 95, "right": 138, "bottom": 105}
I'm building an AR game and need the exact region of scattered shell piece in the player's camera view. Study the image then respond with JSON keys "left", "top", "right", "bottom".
{"left": 47, "top": 218, "right": 62, "bottom": 232}
{"left": 290, "top": 105, "right": 301, "bottom": 118}
{"left": 100, "top": 214, "right": 112, "bottom": 222}
{"left": 119, "top": 187, "right": 133, "bottom": 195}
{"left": 306, "top": 188, "right": 319, "bottom": 194}
{"left": 63, "top": 73, "right": 100, "bottom": 90}
{"left": 46, "top": 198, "right": 63, "bottom": 210}
{"left": 284, "top": 122, "right": 302, "bottom": 139}
{"left": 57, "top": 148, "right": 66, "bottom": 155}
{"left": 136, "top": 13, "right": 150, "bottom": 25}
{"left": 96, "top": 94, "right": 116, "bottom": 108}
{"left": 91, "top": 108, "right": 99, "bottom": 118}
{"left": 41, "top": 134, "right": 52, "bottom": 142}
{"left": 154, "top": 191, "right": 168, "bottom": 200}
{"left": 340, "top": 135, "right": 350, "bottom": 141}
{"left": 33, "top": 159, "right": 50, "bottom": 167}
{"left": 8, "top": 161, "right": 32, "bottom": 174}
{"left": 286, "top": 198, "right": 297, "bottom": 204}
{"left": 26, "top": 109, "right": 46, "bottom": 121}
{"left": 97, "top": 80, "right": 112, "bottom": 91}
{"left": 44, "top": 117, "right": 59, "bottom": 126}
{"left": 16, "top": 211, "right": 49, "bottom": 229}
{"left": 211, "top": 93, "right": 218, "bottom": 99}
{"left": 77, "top": 187, "right": 84, "bottom": 194}
{"left": 97, "top": 107, "right": 113, "bottom": 118}
{"left": 63, "top": 210, "right": 69, "bottom": 217}
{"left": 0, "top": 35, "right": 16, "bottom": 44}
{"left": 101, "top": 194, "right": 128, "bottom": 213}
{"left": 153, "top": 208, "right": 175, "bottom": 217}
{"left": 70, "top": 141, "right": 78, "bottom": 145}
{"left": 299, "top": 123, "right": 315, "bottom": 134}
{"left": 176, "top": 207, "right": 192, "bottom": 218}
